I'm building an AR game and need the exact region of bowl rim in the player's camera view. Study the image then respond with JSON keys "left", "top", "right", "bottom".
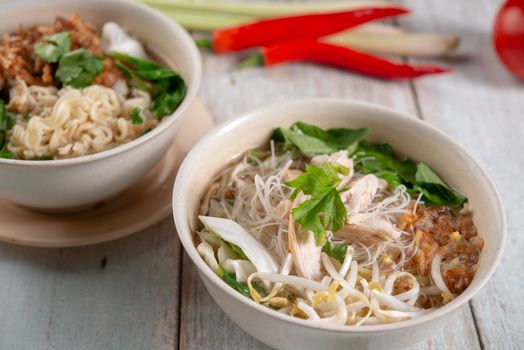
{"left": 0, "top": 0, "right": 201, "bottom": 167}
{"left": 173, "top": 97, "right": 506, "bottom": 333}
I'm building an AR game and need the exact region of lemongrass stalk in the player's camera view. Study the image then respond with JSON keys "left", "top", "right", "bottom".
{"left": 350, "top": 23, "right": 404, "bottom": 36}
{"left": 160, "top": 8, "right": 255, "bottom": 31}
{"left": 137, "top": 0, "right": 393, "bottom": 17}
{"left": 325, "top": 31, "right": 460, "bottom": 57}
{"left": 162, "top": 8, "right": 406, "bottom": 34}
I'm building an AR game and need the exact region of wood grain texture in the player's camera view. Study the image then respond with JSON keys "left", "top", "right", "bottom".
{"left": 198, "top": 50, "right": 418, "bottom": 124}
{"left": 0, "top": 219, "right": 180, "bottom": 350}
{"left": 179, "top": 253, "right": 272, "bottom": 350}
{"left": 400, "top": 0, "right": 523, "bottom": 349}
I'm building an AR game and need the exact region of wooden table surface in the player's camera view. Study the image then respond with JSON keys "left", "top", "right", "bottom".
{"left": 0, "top": 0, "right": 522, "bottom": 349}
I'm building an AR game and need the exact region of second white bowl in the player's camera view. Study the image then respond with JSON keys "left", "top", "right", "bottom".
{"left": 0, "top": 0, "right": 201, "bottom": 211}
{"left": 173, "top": 98, "right": 505, "bottom": 350}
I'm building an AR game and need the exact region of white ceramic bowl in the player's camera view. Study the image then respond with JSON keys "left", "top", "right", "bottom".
{"left": 0, "top": 0, "right": 201, "bottom": 211}
{"left": 173, "top": 98, "right": 505, "bottom": 350}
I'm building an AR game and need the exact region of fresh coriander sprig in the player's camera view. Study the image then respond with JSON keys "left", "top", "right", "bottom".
{"left": 34, "top": 32, "right": 104, "bottom": 88}
{"left": 286, "top": 162, "right": 348, "bottom": 245}
{"left": 55, "top": 49, "right": 105, "bottom": 88}
{"left": 34, "top": 32, "right": 70, "bottom": 63}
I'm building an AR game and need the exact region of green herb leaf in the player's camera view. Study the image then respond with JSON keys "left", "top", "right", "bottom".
{"left": 271, "top": 122, "right": 368, "bottom": 156}
{"left": 56, "top": 49, "right": 104, "bottom": 88}
{"left": 276, "top": 122, "right": 467, "bottom": 207}
{"left": 229, "top": 243, "right": 249, "bottom": 261}
{"left": 282, "top": 128, "right": 336, "bottom": 155}
{"left": 112, "top": 52, "right": 186, "bottom": 118}
{"left": 0, "top": 99, "right": 14, "bottom": 151}
{"left": 414, "top": 163, "right": 467, "bottom": 205}
{"left": 287, "top": 163, "right": 348, "bottom": 245}
{"left": 209, "top": 233, "right": 250, "bottom": 261}
{"left": 246, "top": 149, "right": 268, "bottom": 165}
{"left": 34, "top": 32, "right": 70, "bottom": 63}
{"left": 0, "top": 144, "right": 14, "bottom": 159}
{"left": 293, "top": 122, "right": 368, "bottom": 150}
{"left": 32, "top": 155, "right": 54, "bottom": 161}
{"left": 217, "top": 266, "right": 263, "bottom": 299}
{"left": 354, "top": 141, "right": 466, "bottom": 205}
{"left": 150, "top": 86, "right": 185, "bottom": 118}
{"left": 354, "top": 142, "right": 416, "bottom": 187}
{"left": 131, "top": 108, "right": 143, "bottom": 125}
{"left": 111, "top": 52, "right": 162, "bottom": 71}
{"left": 322, "top": 241, "right": 348, "bottom": 264}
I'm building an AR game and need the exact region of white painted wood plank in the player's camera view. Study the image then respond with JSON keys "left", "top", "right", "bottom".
{"left": 0, "top": 219, "right": 180, "bottom": 350}
{"left": 198, "top": 50, "right": 418, "bottom": 124}
{"left": 400, "top": 0, "right": 523, "bottom": 348}
{"left": 179, "top": 253, "right": 272, "bottom": 350}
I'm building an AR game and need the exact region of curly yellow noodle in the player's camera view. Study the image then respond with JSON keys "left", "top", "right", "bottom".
{"left": 6, "top": 78, "right": 158, "bottom": 159}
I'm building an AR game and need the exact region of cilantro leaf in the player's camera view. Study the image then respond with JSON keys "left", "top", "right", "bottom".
{"left": 34, "top": 32, "right": 70, "bottom": 63}
{"left": 131, "top": 108, "right": 143, "bottom": 125}
{"left": 56, "top": 49, "right": 104, "bottom": 88}
{"left": 322, "top": 241, "right": 348, "bottom": 264}
{"left": 287, "top": 163, "right": 348, "bottom": 245}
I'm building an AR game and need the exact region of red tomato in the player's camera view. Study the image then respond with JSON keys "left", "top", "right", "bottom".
{"left": 494, "top": 0, "right": 524, "bottom": 80}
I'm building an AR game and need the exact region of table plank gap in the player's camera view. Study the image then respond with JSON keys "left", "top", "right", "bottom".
{"left": 408, "top": 80, "right": 424, "bottom": 120}
{"left": 468, "top": 301, "right": 486, "bottom": 350}
{"left": 175, "top": 238, "right": 184, "bottom": 350}
{"left": 0, "top": 219, "right": 182, "bottom": 350}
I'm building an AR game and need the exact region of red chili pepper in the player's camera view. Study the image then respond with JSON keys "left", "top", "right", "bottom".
{"left": 493, "top": 0, "right": 524, "bottom": 80}
{"left": 212, "top": 7, "right": 409, "bottom": 53}
{"left": 240, "top": 40, "right": 451, "bottom": 79}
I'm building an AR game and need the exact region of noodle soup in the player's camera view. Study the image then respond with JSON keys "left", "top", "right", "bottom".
{"left": 195, "top": 122, "right": 483, "bottom": 326}
{"left": 0, "top": 14, "right": 186, "bottom": 160}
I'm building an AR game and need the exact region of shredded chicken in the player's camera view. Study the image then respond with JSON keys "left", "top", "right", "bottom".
{"left": 287, "top": 195, "right": 322, "bottom": 280}
{"left": 344, "top": 174, "right": 387, "bottom": 219}
{"left": 335, "top": 218, "right": 401, "bottom": 244}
